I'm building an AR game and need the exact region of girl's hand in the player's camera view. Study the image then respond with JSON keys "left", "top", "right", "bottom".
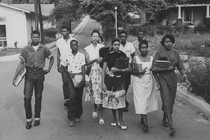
{"left": 102, "top": 83, "right": 107, "bottom": 91}
{"left": 97, "top": 57, "right": 103, "bottom": 63}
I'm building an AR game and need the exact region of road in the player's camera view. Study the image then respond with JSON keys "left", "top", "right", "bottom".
{"left": 0, "top": 18, "right": 210, "bottom": 140}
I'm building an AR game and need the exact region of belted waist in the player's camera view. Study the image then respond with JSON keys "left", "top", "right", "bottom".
{"left": 26, "top": 67, "right": 43, "bottom": 72}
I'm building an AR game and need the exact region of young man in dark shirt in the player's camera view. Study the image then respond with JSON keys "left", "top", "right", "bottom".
{"left": 18, "top": 30, "right": 54, "bottom": 129}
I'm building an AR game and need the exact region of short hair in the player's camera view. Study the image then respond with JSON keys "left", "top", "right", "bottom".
{"left": 70, "top": 39, "right": 78, "bottom": 44}
{"left": 160, "top": 34, "right": 175, "bottom": 46}
{"left": 31, "top": 30, "right": 40, "bottom": 36}
{"left": 61, "top": 26, "right": 70, "bottom": 31}
{"left": 139, "top": 40, "right": 148, "bottom": 49}
{"left": 91, "top": 29, "right": 101, "bottom": 36}
{"left": 111, "top": 38, "right": 121, "bottom": 45}
{"left": 119, "top": 30, "right": 127, "bottom": 36}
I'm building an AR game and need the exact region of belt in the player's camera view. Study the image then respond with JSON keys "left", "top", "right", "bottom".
{"left": 26, "top": 67, "right": 43, "bottom": 72}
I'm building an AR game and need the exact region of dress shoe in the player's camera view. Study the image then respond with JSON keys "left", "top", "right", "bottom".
{"left": 68, "top": 120, "right": 75, "bottom": 127}
{"left": 118, "top": 122, "right": 127, "bottom": 130}
{"left": 34, "top": 120, "right": 40, "bottom": 127}
{"left": 26, "top": 121, "right": 32, "bottom": 129}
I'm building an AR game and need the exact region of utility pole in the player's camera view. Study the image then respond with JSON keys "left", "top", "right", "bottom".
{"left": 37, "top": 0, "right": 44, "bottom": 43}
{"left": 34, "top": 0, "right": 39, "bottom": 30}
{"left": 115, "top": 6, "right": 118, "bottom": 38}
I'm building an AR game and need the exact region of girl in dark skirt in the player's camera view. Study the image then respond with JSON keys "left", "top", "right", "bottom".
{"left": 152, "top": 34, "right": 190, "bottom": 136}
{"left": 102, "top": 38, "right": 130, "bottom": 130}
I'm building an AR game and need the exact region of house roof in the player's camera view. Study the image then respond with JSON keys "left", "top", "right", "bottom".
{"left": 9, "top": 4, "right": 55, "bottom": 16}
{"left": 0, "top": 3, "right": 30, "bottom": 13}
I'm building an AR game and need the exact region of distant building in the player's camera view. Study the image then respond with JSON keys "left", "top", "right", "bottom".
{"left": 0, "top": 3, "right": 54, "bottom": 48}
{"left": 160, "top": 3, "right": 210, "bottom": 27}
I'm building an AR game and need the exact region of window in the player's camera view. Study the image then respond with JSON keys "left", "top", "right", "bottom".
{"left": 0, "top": 25, "right": 7, "bottom": 47}
{"left": 183, "top": 8, "right": 193, "bottom": 22}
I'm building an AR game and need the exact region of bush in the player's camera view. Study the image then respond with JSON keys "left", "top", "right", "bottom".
{"left": 194, "top": 24, "right": 210, "bottom": 34}
{"left": 186, "top": 58, "right": 210, "bottom": 104}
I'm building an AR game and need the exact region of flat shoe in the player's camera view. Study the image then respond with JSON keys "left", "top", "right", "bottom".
{"left": 99, "top": 119, "right": 104, "bottom": 124}
{"left": 111, "top": 122, "right": 117, "bottom": 127}
{"left": 162, "top": 121, "right": 169, "bottom": 127}
{"left": 118, "top": 122, "right": 127, "bottom": 130}
{"left": 169, "top": 128, "right": 176, "bottom": 136}
{"left": 92, "top": 111, "right": 97, "bottom": 118}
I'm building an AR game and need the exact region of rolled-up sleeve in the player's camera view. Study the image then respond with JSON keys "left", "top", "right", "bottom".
{"left": 19, "top": 49, "right": 26, "bottom": 62}
{"left": 45, "top": 47, "right": 53, "bottom": 59}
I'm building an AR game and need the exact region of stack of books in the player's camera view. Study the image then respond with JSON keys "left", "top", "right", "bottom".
{"left": 13, "top": 63, "right": 26, "bottom": 87}
{"left": 155, "top": 60, "right": 170, "bottom": 68}
{"left": 132, "top": 62, "right": 142, "bottom": 72}
{"left": 114, "top": 57, "right": 129, "bottom": 69}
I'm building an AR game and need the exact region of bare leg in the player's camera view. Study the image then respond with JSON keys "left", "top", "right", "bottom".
{"left": 112, "top": 109, "right": 117, "bottom": 123}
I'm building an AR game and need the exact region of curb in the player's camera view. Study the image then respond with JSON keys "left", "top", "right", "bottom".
{"left": 0, "top": 15, "right": 90, "bottom": 62}
{"left": 177, "top": 86, "right": 210, "bottom": 118}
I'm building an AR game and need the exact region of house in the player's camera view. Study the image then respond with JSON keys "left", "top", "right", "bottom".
{"left": 162, "top": 3, "right": 210, "bottom": 27}
{"left": 0, "top": 3, "right": 54, "bottom": 48}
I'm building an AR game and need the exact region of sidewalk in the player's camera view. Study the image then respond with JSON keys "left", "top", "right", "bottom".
{"left": 177, "top": 84, "right": 210, "bottom": 118}
{"left": 0, "top": 15, "right": 90, "bottom": 62}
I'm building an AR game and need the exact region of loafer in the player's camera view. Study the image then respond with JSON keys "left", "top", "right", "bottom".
{"left": 26, "top": 121, "right": 32, "bottom": 129}
{"left": 68, "top": 120, "right": 75, "bottom": 127}
{"left": 99, "top": 119, "right": 104, "bottom": 125}
{"left": 92, "top": 111, "right": 97, "bottom": 118}
{"left": 118, "top": 122, "right": 127, "bottom": 130}
{"left": 111, "top": 122, "right": 117, "bottom": 127}
{"left": 34, "top": 120, "right": 40, "bottom": 127}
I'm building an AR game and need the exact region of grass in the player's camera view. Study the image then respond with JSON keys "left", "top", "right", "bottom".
{"left": 0, "top": 48, "right": 22, "bottom": 57}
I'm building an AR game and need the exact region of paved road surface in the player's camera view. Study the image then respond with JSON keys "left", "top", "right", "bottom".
{"left": 0, "top": 18, "right": 210, "bottom": 140}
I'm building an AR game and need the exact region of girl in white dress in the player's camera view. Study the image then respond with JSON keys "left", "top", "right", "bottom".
{"left": 84, "top": 30, "right": 105, "bottom": 124}
{"left": 132, "top": 40, "right": 158, "bottom": 132}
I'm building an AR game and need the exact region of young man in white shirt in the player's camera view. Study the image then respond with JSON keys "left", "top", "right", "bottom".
{"left": 62, "top": 39, "right": 86, "bottom": 127}
{"left": 56, "top": 26, "right": 76, "bottom": 107}
{"left": 119, "top": 30, "right": 137, "bottom": 112}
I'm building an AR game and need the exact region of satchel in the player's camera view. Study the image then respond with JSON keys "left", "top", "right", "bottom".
{"left": 72, "top": 74, "right": 83, "bottom": 88}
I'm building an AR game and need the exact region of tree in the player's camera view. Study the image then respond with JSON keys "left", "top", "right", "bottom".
{"left": 49, "top": 0, "right": 81, "bottom": 32}
{"left": 82, "top": 0, "right": 142, "bottom": 41}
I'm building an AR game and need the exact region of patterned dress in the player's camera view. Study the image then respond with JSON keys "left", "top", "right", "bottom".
{"left": 102, "top": 51, "right": 127, "bottom": 109}
{"left": 84, "top": 43, "right": 104, "bottom": 104}
{"left": 152, "top": 47, "right": 185, "bottom": 114}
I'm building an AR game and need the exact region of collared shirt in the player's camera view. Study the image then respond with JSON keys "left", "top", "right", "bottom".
{"left": 84, "top": 43, "right": 104, "bottom": 61}
{"left": 64, "top": 51, "right": 86, "bottom": 73}
{"left": 19, "top": 44, "right": 53, "bottom": 68}
{"left": 119, "top": 41, "right": 135, "bottom": 63}
{"left": 56, "top": 36, "right": 76, "bottom": 66}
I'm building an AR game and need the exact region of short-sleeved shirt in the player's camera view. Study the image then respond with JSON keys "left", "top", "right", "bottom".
{"left": 104, "top": 51, "right": 127, "bottom": 70}
{"left": 119, "top": 41, "right": 135, "bottom": 63}
{"left": 56, "top": 36, "right": 76, "bottom": 66}
{"left": 19, "top": 44, "right": 53, "bottom": 68}
{"left": 84, "top": 43, "right": 104, "bottom": 61}
{"left": 153, "top": 48, "right": 185, "bottom": 72}
{"left": 64, "top": 51, "right": 86, "bottom": 73}
{"left": 99, "top": 46, "right": 112, "bottom": 68}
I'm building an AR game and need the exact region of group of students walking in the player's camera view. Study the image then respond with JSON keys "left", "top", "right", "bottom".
{"left": 16, "top": 26, "right": 190, "bottom": 137}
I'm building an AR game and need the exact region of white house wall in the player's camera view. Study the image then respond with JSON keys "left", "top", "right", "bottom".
{"left": 0, "top": 6, "right": 28, "bottom": 48}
